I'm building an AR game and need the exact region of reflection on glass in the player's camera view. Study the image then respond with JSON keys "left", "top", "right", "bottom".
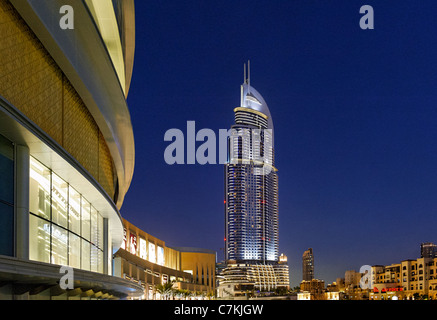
{"left": 81, "top": 198, "right": 91, "bottom": 241}
{"left": 29, "top": 215, "right": 50, "bottom": 263}
{"left": 91, "top": 244, "right": 99, "bottom": 272}
{"left": 81, "top": 239, "right": 90, "bottom": 271}
{"left": 91, "top": 206, "right": 98, "bottom": 247}
{"left": 98, "top": 249, "right": 104, "bottom": 273}
{"left": 98, "top": 213, "right": 104, "bottom": 250}
{"left": 69, "top": 232, "right": 81, "bottom": 269}
{"left": 52, "top": 173, "right": 68, "bottom": 228}
{"left": 28, "top": 156, "right": 107, "bottom": 275}
{"left": 29, "top": 158, "right": 51, "bottom": 220}
{"left": 51, "top": 224, "right": 68, "bottom": 265}
{"left": 68, "top": 187, "right": 81, "bottom": 235}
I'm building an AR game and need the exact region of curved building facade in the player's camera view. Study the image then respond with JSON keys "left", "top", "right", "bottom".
{"left": 0, "top": 0, "right": 142, "bottom": 299}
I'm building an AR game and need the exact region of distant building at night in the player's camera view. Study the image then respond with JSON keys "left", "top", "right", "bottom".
{"left": 300, "top": 278, "right": 325, "bottom": 300}
{"left": 421, "top": 242, "right": 437, "bottom": 259}
{"left": 302, "top": 248, "right": 314, "bottom": 281}
{"left": 219, "top": 63, "right": 289, "bottom": 297}
{"left": 335, "top": 247, "right": 437, "bottom": 300}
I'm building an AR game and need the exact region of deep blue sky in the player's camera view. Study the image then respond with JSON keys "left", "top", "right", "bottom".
{"left": 122, "top": 0, "right": 437, "bottom": 287}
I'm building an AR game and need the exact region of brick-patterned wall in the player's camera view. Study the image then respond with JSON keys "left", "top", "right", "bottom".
{"left": 0, "top": 0, "right": 116, "bottom": 199}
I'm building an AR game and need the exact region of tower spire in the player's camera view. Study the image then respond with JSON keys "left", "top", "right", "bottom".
{"left": 243, "top": 60, "right": 251, "bottom": 86}
{"left": 247, "top": 59, "right": 250, "bottom": 87}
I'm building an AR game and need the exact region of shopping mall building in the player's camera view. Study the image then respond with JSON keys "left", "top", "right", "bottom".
{"left": 114, "top": 219, "right": 216, "bottom": 300}
{"left": 0, "top": 0, "right": 217, "bottom": 300}
{"left": 0, "top": 0, "right": 144, "bottom": 299}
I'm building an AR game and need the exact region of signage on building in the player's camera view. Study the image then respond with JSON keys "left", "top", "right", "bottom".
{"left": 373, "top": 287, "right": 403, "bottom": 293}
{"left": 139, "top": 238, "right": 147, "bottom": 259}
{"left": 157, "top": 246, "right": 165, "bottom": 266}
{"left": 121, "top": 228, "right": 127, "bottom": 250}
{"left": 130, "top": 233, "right": 137, "bottom": 255}
{"left": 149, "top": 242, "right": 156, "bottom": 263}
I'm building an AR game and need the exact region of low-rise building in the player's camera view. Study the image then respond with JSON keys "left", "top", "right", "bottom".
{"left": 370, "top": 257, "right": 437, "bottom": 300}
{"left": 300, "top": 279, "right": 325, "bottom": 300}
{"left": 113, "top": 219, "right": 216, "bottom": 299}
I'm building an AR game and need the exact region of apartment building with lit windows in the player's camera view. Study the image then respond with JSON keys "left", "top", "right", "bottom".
{"left": 302, "top": 248, "right": 314, "bottom": 281}
{"left": 370, "top": 257, "right": 437, "bottom": 300}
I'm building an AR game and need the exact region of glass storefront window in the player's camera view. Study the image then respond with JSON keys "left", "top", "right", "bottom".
{"left": 91, "top": 206, "right": 98, "bottom": 247}
{"left": 91, "top": 244, "right": 99, "bottom": 273}
{"left": 98, "top": 213, "right": 104, "bottom": 250}
{"left": 0, "top": 135, "right": 13, "bottom": 204}
{"left": 68, "top": 187, "right": 81, "bottom": 235}
{"left": 51, "top": 173, "right": 68, "bottom": 228}
{"left": 28, "top": 156, "right": 107, "bottom": 274}
{"left": 81, "top": 198, "right": 91, "bottom": 241}
{"left": 81, "top": 239, "right": 90, "bottom": 271}
{"left": 51, "top": 224, "right": 68, "bottom": 265}
{"left": 29, "top": 158, "right": 51, "bottom": 220}
{"left": 0, "top": 134, "right": 13, "bottom": 256}
{"left": 29, "top": 214, "right": 50, "bottom": 263}
{"left": 98, "top": 249, "right": 104, "bottom": 274}
{"left": 69, "top": 232, "right": 81, "bottom": 269}
{"left": 0, "top": 203, "right": 13, "bottom": 256}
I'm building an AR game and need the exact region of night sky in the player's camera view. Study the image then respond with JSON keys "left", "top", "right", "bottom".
{"left": 121, "top": 0, "right": 437, "bottom": 287}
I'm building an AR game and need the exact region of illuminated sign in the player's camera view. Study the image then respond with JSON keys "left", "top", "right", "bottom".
{"left": 139, "top": 238, "right": 147, "bottom": 259}
{"left": 373, "top": 287, "right": 403, "bottom": 293}
{"left": 157, "top": 246, "right": 165, "bottom": 266}
{"left": 149, "top": 243, "right": 156, "bottom": 263}
{"left": 130, "top": 233, "right": 137, "bottom": 255}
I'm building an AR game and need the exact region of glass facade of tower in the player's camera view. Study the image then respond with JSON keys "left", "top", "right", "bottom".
{"left": 219, "top": 76, "right": 289, "bottom": 296}
{"left": 224, "top": 83, "right": 279, "bottom": 264}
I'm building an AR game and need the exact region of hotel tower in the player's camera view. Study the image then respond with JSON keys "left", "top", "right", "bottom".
{"left": 219, "top": 63, "right": 289, "bottom": 297}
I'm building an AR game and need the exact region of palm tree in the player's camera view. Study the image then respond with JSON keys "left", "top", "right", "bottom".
{"left": 206, "top": 290, "right": 215, "bottom": 300}
{"left": 155, "top": 280, "right": 176, "bottom": 300}
{"left": 181, "top": 289, "right": 192, "bottom": 300}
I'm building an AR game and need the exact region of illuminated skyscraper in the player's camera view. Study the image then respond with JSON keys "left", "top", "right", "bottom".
{"left": 219, "top": 63, "right": 288, "bottom": 297}
{"left": 421, "top": 242, "right": 437, "bottom": 259}
{"left": 224, "top": 62, "right": 278, "bottom": 263}
{"left": 302, "top": 248, "right": 315, "bottom": 281}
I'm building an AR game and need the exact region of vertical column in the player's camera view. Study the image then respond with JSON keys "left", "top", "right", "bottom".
{"left": 15, "top": 144, "right": 29, "bottom": 260}
{"left": 112, "top": 256, "right": 122, "bottom": 277}
{"left": 103, "top": 218, "right": 109, "bottom": 274}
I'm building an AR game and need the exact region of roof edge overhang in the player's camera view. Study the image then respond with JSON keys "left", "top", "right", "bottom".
{"left": 0, "top": 255, "right": 144, "bottom": 299}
